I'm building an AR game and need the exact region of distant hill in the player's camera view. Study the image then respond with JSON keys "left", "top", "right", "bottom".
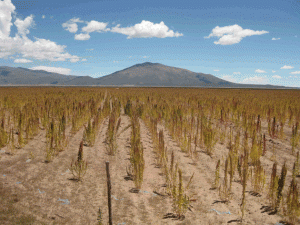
{"left": 0, "top": 63, "right": 295, "bottom": 89}
{"left": 0, "top": 66, "right": 78, "bottom": 85}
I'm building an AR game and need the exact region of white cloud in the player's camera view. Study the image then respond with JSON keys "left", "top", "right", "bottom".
{"left": 62, "top": 17, "right": 84, "bottom": 33}
{"left": 82, "top": 20, "right": 109, "bottom": 33}
{"left": 272, "top": 75, "right": 282, "bottom": 79}
{"left": 0, "top": 1, "right": 80, "bottom": 63}
{"left": 242, "top": 76, "right": 268, "bottom": 84}
{"left": 255, "top": 69, "right": 267, "bottom": 73}
{"left": 21, "top": 37, "right": 80, "bottom": 62}
{"left": 233, "top": 72, "right": 241, "bottom": 74}
{"left": 129, "top": 56, "right": 132, "bottom": 58}
{"left": 204, "top": 24, "right": 268, "bottom": 45}
{"left": 82, "top": 58, "right": 87, "bottom": 61}
{"left": 75, "top": 33, "right": 91, "bottom": 41}
{"left": 110, "top": 20, "right": 183, "bottom": 39}
{"left": 214, "top": 69, "right": 219, "bottom": 71}
{"left": 70, "top": 57, "right": 80, "bottom": 63}
{"left": 0, "top": 0, "right": 16, "bottom": 39}
{"left": 272, "top": 37, "right": 280, "bottom": 40}
{"left": 222, "top": 75, "right": 236, "bottom": 82}
{"left": 1, "top": 35, "right": 80, "bottom": 62}
{"left": 281, "top": 65, "right": 294, "bottom": 69}
{"left": 14, "top": 15, "right": 35, "bottom": 37}
{"left": 29, "top": 66, "right": 71, "bottom": 75}
{"left": 272, "top": 70, "right": 276, "bottom": 73}
{"left": 290, "top": 71, "right": 300, "bottom": 74}
{"left": 14, "top": 58, "right": 32, "bottom": 63}
{"left": 42, "top": 15, "right": 45, "bottom": 19}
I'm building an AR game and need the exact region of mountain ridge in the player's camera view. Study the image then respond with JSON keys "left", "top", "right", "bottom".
{"left": 0, "top": 62, "right": 296, "bottom": 89}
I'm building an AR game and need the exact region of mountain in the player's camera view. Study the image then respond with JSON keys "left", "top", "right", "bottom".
{"left": 0, "top": 66, "right": 78, "bottom": 85}
{"left": 0, "top": 63, "right": 294, "bottom": 88}
{"left": 95, "top": 62, "right": 240, "bottom": 87}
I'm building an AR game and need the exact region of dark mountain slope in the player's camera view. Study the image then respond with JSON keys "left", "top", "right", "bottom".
{"left": 0, "top": 63, "right": 292, "bottom": 89}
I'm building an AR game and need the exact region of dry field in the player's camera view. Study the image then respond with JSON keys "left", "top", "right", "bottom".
{"left": 0, "top": 87, "right": 300, "bottom": 225}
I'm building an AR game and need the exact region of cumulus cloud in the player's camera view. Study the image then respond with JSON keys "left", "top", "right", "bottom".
{"left": 14, "top": 15, "right": 35, "bottom": 37}
{"left": 81, "top": 58, "right": 87, "bottom": 61}
{"left": 42, "top": 15, "right": 45, "bottom": 19}
{"left": 214, "top": 69, "right": 219, "bottom": 71}
{"left": 82, "top": 20, "right": 109, "bottom": 33}
{"left": 255, "top": 69, "right": 267, "bottom": 73}
{"left": 222, "top": 75, "right": 236, "bottom": 82}
{"left": 290, "top": 71, "right": 300, "bottom": 74}
{"left": 0, "top": 1, "right": 80, "bottom": 63}
{"left": 62, "top": 17, "right": 84, "bottom": 33}
{"left": 1, "top": 35, "right": 80, "bottom": 62}
{"left": 29, "top": 66, "right": 71, "bottom": 75}
{"left": 75, "top": 33, "right": 90, "bottom": 40}
{"left": 233, "top": 72, "right": 241, "bottom": 74}
{"left": 272, "top": 37, "right": 280, "bottom": 40}
{"left": 14, "top": 58, "right": 32, "bottom": 63}
{"left": 0, "top": 0, "right": 16, "bottom": 39}
{"left": 110, "top": 20, "right": 183, "bottom": 39}
{"left": 281, "top": 65, "right": 294, "bottom": 69}
{"left": 204, "top": 24, "right": 269, "bottom": 45}
{"left": 242, "top": 76, "right": 268, "bottom": 84}
{"left": 272, "top": 70, "right": 276, "bottom": 73}
{"left": 272, "top": 75, "right": 282, "bottom": 79}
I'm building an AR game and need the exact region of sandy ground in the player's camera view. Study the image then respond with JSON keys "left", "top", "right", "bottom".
{"left": 0, "top": 109, "right": 299, "bottom": 224}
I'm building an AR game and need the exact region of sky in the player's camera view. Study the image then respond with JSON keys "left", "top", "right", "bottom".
{"left": 0, "top": 0, "right": 300, "bottom": 87}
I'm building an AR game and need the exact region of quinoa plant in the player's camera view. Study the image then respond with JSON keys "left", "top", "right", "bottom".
{"left": 70, "top": 140, "right": 88, "bottom": 181}
{"left": 97, "top": 207, "right": 103, "bottom": 225}
{"left": 291, "top": 123, "right": 300, "bottom": 155}
{"left": 294, "top": 151, "right": 300, "bottom": 177}
{"left": 262, "top": 134, "right": 267, "bottom": 156}
{"left": 203, "top": 119, "right": 217, "bottom": 156}
{"left": 106, "top": 112, "right": 121, "bottom": 155}
{"left": 219, "top": 157, "right": 230, "bottom": 202}
{"left": 269, "top": 117, "right": 277, "bottom": 139}
{"left": 165, "top": 150, "right": 176, "bottom": 194}
{"left": 251, "top": 160, "right": 266, "bottom": 194}
{"left": 219, "top": 126, "right": 226, "bottom": 145}
{"left": 172, "top": 168, "right": 194, "bottom": 219}
{"left": 0, "top": 120, "right": 8, "bottom": 148}
{"left": 241, "top": 131, "right": 249, "bottom": 221}
{"left": 276, "top": 162, "right": 288, "bottom": 211}
{"left": 285, "top": 178, "right": 300, "bottom": 224}
{"left": 158, "top": 129, "right": 168, "bottom": 167}
{"left": 250, "top": 131, "right": 261, "bottom": 166}
{"left": 268, "top": 162, "right": 279, "bottom": 208}
{"left": 8, "top": 128, "right": 15, "bottom": 155}
{"left": 129, "top": 114, "right": 145, "bottom": 190}
{"left": 212, "top": 159, "right": 221, "bottom": 189}
{"left": 83, "top": 119, "right": 96, "bottom": 147}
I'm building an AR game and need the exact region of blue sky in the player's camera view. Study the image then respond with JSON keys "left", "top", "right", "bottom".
{"left": 0, "top": 0, "right": 300, "bottom": 87}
